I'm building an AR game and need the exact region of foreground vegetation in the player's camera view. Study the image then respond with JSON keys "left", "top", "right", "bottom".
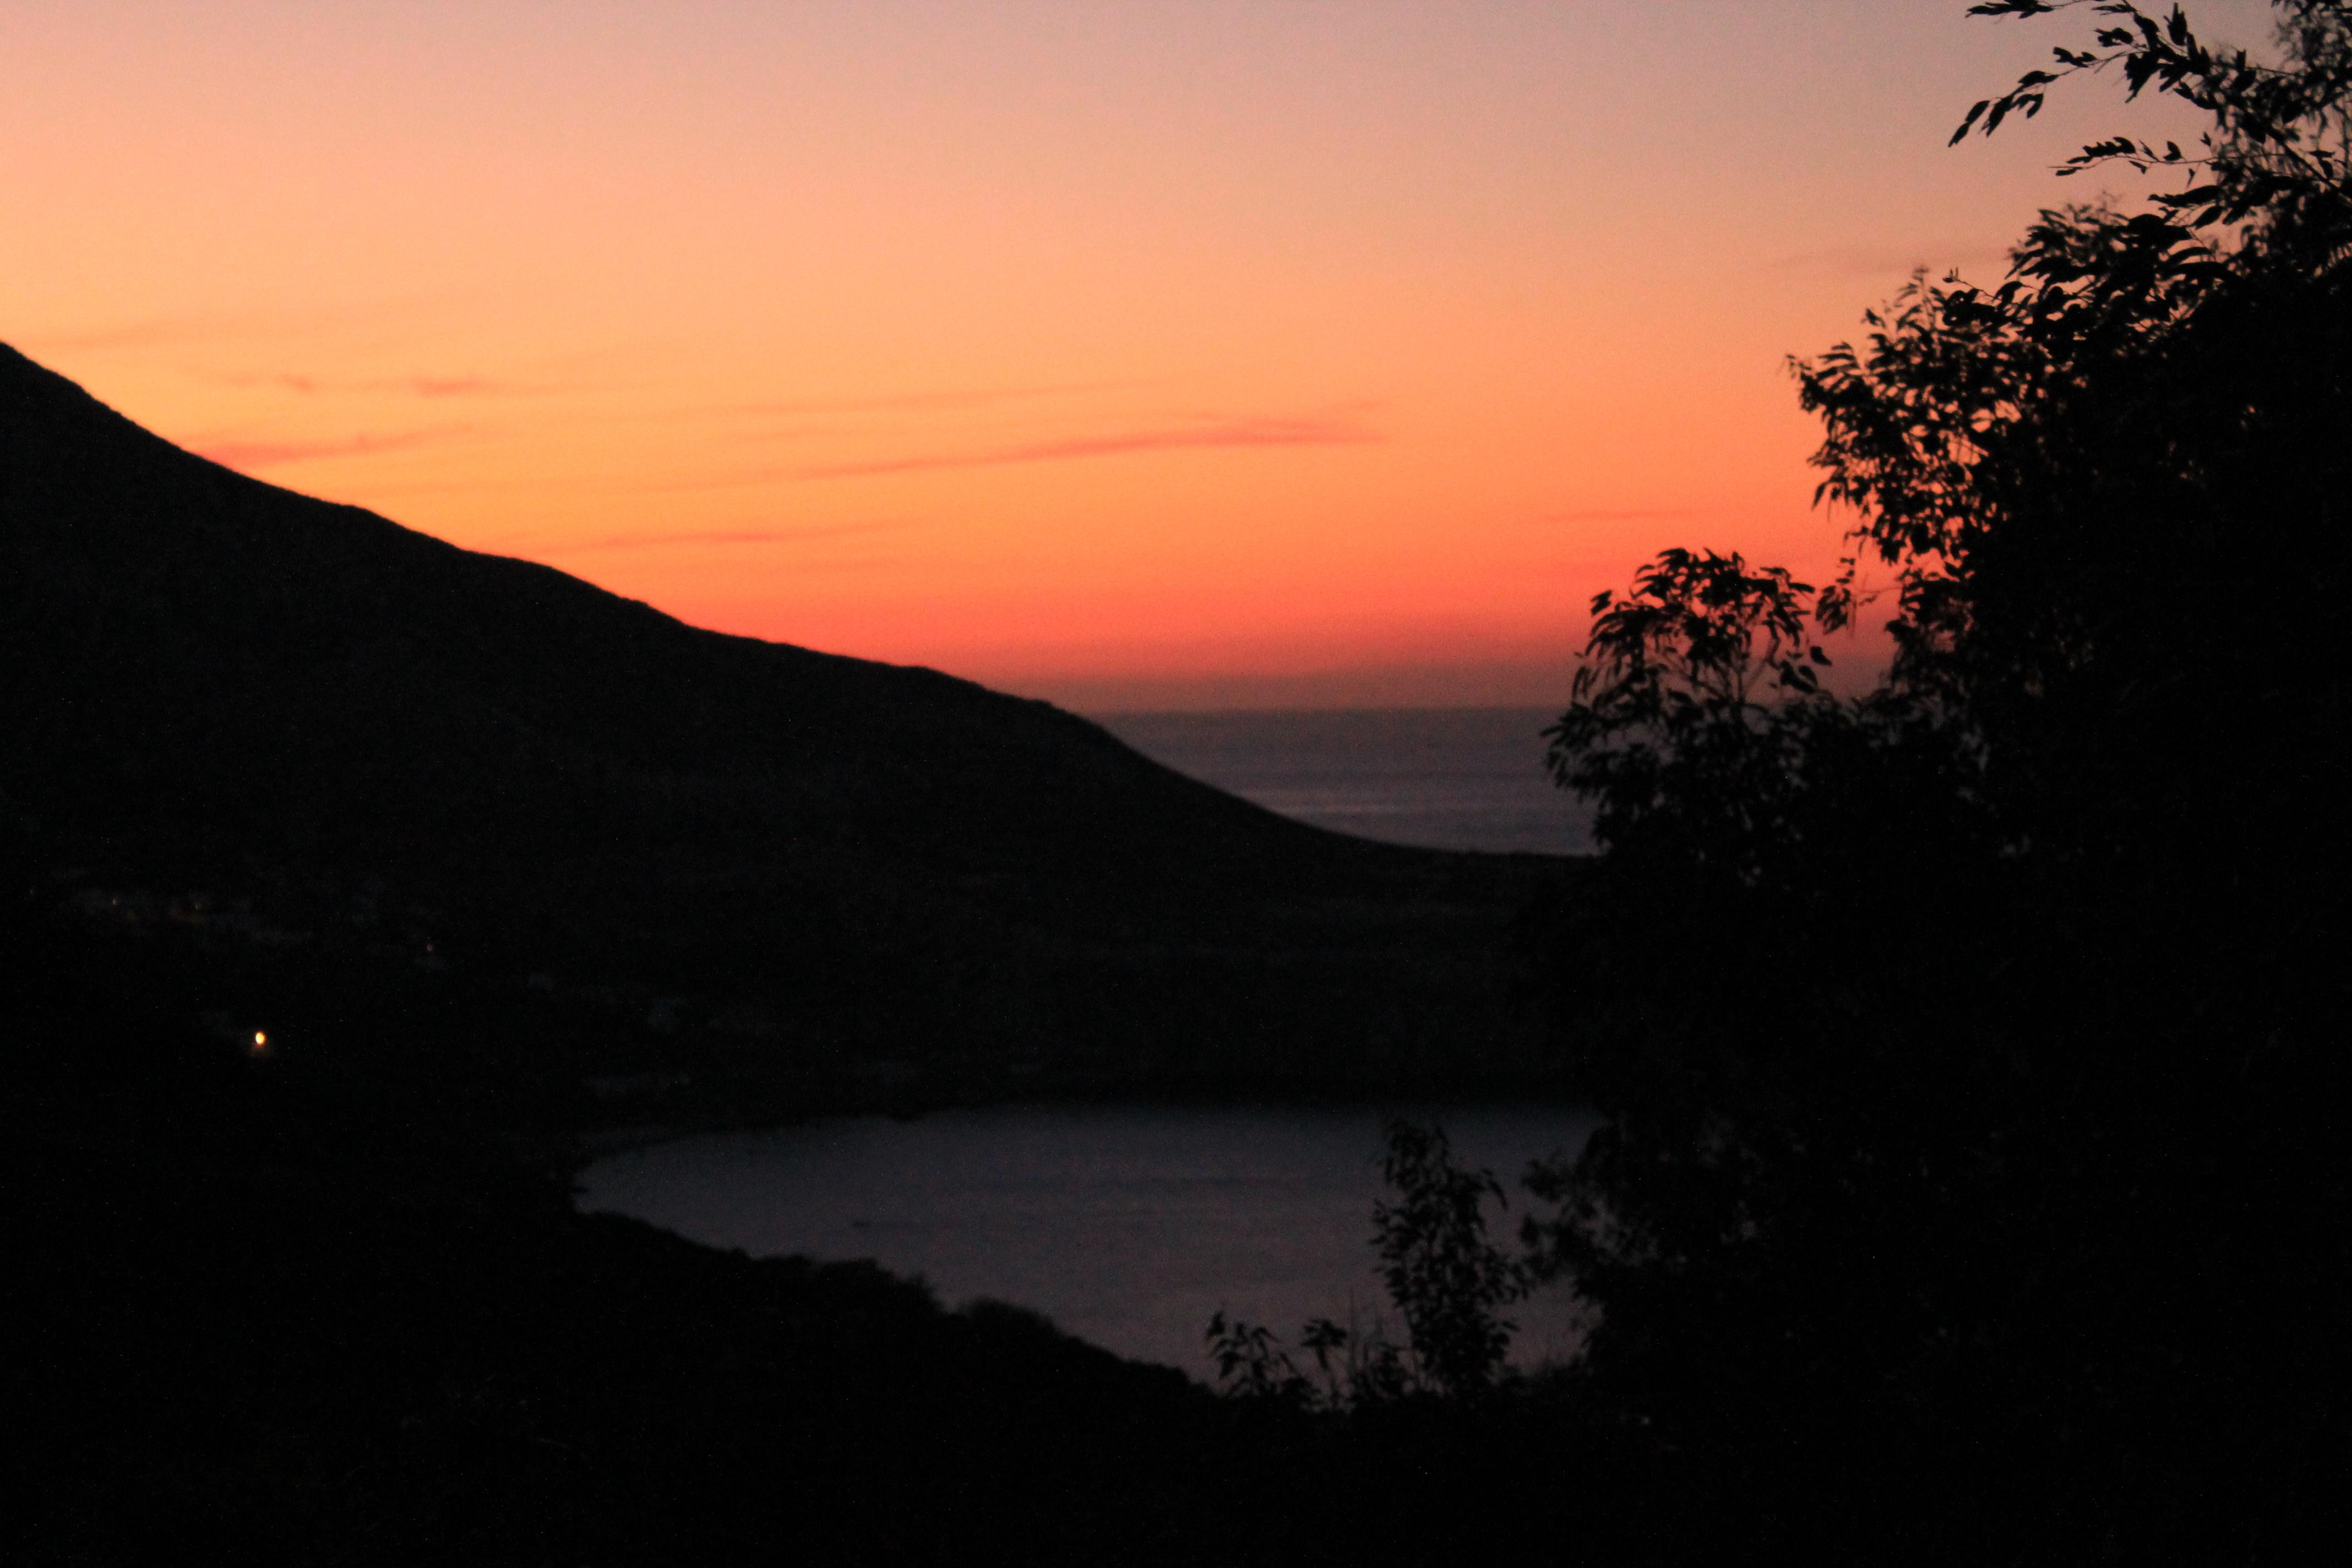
{"left": 1522, "top": 2, "right": 2352, "bottom": 1555}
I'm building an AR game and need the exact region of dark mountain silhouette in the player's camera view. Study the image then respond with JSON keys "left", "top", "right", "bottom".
{"left": 0, "top": 342, "right": 1556, "bottom": 1107}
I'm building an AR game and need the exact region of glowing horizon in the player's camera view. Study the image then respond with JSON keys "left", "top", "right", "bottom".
{"left": 1, "top": 1, "right": 2272, "bottom": 710}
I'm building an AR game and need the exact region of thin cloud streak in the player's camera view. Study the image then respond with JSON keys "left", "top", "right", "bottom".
{"left": 716, "top": 379, "right": 1146, "bottom": 419}
{"left": 799, "top": 414, "right": 1382, "bottom": 480}
{"left": 192, "top": 426, "right": 469, "bottom": 471}
{"left": 209, "top": 370, "right": 521, "bottom": 399}
{"left": 533, "top": 520, "right": 923, "bottom": 553}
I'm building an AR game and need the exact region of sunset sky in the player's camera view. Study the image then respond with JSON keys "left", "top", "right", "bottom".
{"left": 1, "top": 1, "right": 2270, "bottom": 709}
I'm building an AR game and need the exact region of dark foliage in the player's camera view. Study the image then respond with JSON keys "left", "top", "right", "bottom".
{"left": 1206, "top": 1118, "right": 1531, "bottom": 1408}
{"left": 1371, "top": 1119, "right": 1531, "bottom": 1397}
{"left": 1532, "top": 2, "right": 2352, "bottom": 1559}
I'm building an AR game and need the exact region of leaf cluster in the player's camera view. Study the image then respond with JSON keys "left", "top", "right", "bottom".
{"left": 1206, "top": 1120, "right": 1529, "bottom": 1410}
{"left": 1545, "top": 549, "right": 1847, "bottom": 886}
{"left": 1961, "top": 2, "right": 2352, "bottom": 230}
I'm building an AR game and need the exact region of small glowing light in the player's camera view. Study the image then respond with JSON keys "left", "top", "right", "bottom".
{"left": 251, "top": 1031, "right": 268, "bottom": 1053}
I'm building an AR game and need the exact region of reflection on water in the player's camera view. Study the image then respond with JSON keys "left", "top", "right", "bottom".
{"left": 578, "top": 1103, "right": 1596, "bottom": 1379}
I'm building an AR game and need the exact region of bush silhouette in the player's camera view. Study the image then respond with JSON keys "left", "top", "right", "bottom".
{"left": 1526, "top": 2, "right": 2352, "bottom": 1556}
{"left": 1207, "top": 1118, "right": 1527, "bottom": 1408}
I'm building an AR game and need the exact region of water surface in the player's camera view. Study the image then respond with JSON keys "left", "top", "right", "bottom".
{"left": 579, "top": 1102, "right": 1594, "bottom": 1379}
{"left": 1096, "top": 707, "right": 1590, "bottom": 855}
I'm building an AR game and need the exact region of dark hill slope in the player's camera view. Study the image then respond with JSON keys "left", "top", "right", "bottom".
{"left": 1, "top": 343, "right": 1312, "bottom": 879}
{"left": 0, "top": 345, "right": 1558, "bottom": 1102}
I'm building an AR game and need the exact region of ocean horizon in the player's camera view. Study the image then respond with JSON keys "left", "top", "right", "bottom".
{"left": 1094, "top": 705, "right": 1591, "bottom": 857}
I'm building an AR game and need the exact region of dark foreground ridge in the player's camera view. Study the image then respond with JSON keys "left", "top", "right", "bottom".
{"left": 0, "top": 342, "right": 1566, "bottom": 1119}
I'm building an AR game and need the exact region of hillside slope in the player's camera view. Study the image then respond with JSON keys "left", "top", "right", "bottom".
{"left": 1, "top": 345, "right": 1560, "bottom": 1104}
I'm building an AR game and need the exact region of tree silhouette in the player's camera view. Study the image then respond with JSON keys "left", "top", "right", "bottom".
{"left": 1533, "top": 2, "right": 2352, "bottom": 1555}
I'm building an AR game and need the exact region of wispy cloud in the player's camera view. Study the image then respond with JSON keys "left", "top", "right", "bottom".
{"left": 533, "top": 520, "right": 922, "bottom": 553}
{"left": 799, "top": 412, "right": 1382, "bottom": 480}
{"left": 710, "top": 379, "right": 1148, "bottom": 420}
{"left": 210, "top": 369, "right": 519, "bottom": 399}
{"left": 407, "top": 375, "right": 499, "bottom": 398}
{"left": 191, "top": 426, "right": 468, "bottom": 471}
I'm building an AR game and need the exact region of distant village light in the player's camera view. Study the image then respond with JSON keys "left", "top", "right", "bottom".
{"left": 251, "top": 1031, "right": 268, "bottom": 1054}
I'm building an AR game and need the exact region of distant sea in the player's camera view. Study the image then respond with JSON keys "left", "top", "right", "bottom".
{"left": 1095, "top": 706, "right": 1590, "bottom": 856}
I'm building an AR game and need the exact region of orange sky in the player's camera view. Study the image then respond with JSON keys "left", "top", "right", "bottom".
{"left": 0, "top": 1, "right": 2271, "bottom": 709}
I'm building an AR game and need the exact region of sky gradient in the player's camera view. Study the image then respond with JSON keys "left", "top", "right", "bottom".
{"left": 1, "top": 1, "right": 2274, "bottom": 709}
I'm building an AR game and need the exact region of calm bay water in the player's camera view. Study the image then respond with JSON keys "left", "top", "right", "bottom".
{"left": 582, "top": 716, "right": 1591, "bottom": 1378}
{"left": 578, "top": 1103, "right": 1595, "bottom": 1379}
{"left": 1096, "top": 706, "right": 1591, "bottom": 855}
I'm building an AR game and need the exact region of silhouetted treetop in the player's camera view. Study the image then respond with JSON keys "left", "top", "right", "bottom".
{"left": 1530, "top": 5, "right": 2352, "bottom": 1556}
